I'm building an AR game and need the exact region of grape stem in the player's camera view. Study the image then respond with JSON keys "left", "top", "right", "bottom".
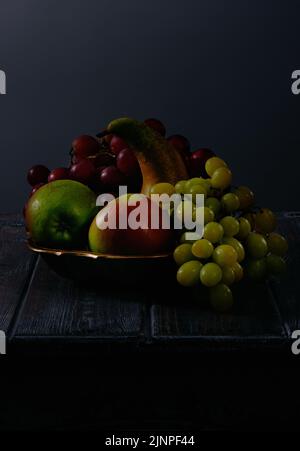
{"left": 96, "top": 130, "right": 110, "bottom": 139}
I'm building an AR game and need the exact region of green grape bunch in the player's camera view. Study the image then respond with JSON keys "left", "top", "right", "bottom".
{"left": 150, "top": 155, "right": 288, "bottom": 314}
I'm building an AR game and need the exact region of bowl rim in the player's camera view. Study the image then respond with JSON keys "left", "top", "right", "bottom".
{"left": 27, "top": 240, "right": 172, "bottom": 260}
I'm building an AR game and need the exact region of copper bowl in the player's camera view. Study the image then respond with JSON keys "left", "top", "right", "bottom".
{"left": 27, "top": 240, "right": 175, "bottom": 285}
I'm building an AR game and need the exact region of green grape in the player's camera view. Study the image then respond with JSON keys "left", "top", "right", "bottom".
{"left": 232, "top": 262, "right": 244, "bottom": 282}
{"left": 185, "top": 178, "right": 204, "bottom": 191}
{"left": 203, "top": 222, "right": 224, "bottom": 243}
{"left": 245, "top": 258, "right": 267, "bottom": 281}
{"left": 173, "top": 243, "right": 194, "bottom": 266}
{"left": 236, "top": 217, "right": 251, "bottom": 240}
{"left": 203, "top": 206, "right": 215, "bottom": 224}
{"left": 175, "top": 180, "right": 187, "bottom": 194}
{"left": 222, "top": 237, "right": 245, "bottom": 262}
{"left": 234, "top": 186, "right": 254, "bottom": 210}
{"left": 266, "top": 254, "right": 287, "bottom": 275}
{"left": 175, "top": 200, "right": 196, "bottom": 222}
{"left": 266, "top": 233, "right": 288, "bottom": 257}
{"left": 199, "top": 178, "right": 212, "bottom": 191}
{"left": 213, "top": 244, "right": 238, "bottom": 267}
{"left": 150, "top": 182, "right": 176, "bottom": 196}
{"left": 180, "top": 232, "right": 200, "bottom": 244}
{"left": 246, "top": 232, "right": 268, "bottom": 259}
{"left": 243, "top": 212, "right": 256, "bottom": 230}
{"left": 221, "top": 193, "right": 240, "bottom": 213}
{"left": 211, "top": 167, "right": 232, "bottom": 190}
{"left": 192, "top": 239, "right": 214, "bottom": 259}
{"left": 188, "top": 183, "right": 208, "bottom": 202}
{"left": 221, "top": 266, "right": 235, "bottom": 286}
{"left": 220, "top": 216, "right": 239, "bottom": 237}
{"left": 177, "top": 260, "right": 203, "bottom": 287}
{"left": 195, "top": 206, "right": 215, "bottom": 225}
{"left": 205, "top": 197, "right": 221, "bottom": 216}
{"left": 205, "top": 157, "right": 227, "bottom": 177}
{"left": 209, "top": 284, "right": 233, "bottom": 313}
{"left": 200, "top": 262, "right": 223, "bottom": 287}
{"left": 255, "top": 208, "right": 277, "bottom": 233}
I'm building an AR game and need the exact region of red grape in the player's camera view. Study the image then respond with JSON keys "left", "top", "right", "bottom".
{"left": 72, "top": 135, "right": 99, "bottom": 158}
{"left": 89, "top": 167, "right": 105, "bottom": 193}
{"left": 93, "top": 152, "right": 115, "bottom": 168}
{"left": 96, "top": 165, "right": 107, "bottom": 174}
{"left": 167, "top": 135, "right": 190, "bottom": 154}
{"left": 190, "top": 148, "right": 215, "bottom": 177}
{"left": 70, "top": 153, "right": 83, "bottom": 165}
{"left": 70, "top": 159, "right": 95, "bottom": 184}
{"left": 100, "top": 166, "right": 126, "bottom": 189}
{"left": 116, "top": 148, "right": 139, "bottom": 177}
{"left": 110, "top": 136, "right": 128, "bottom": 155}
{"left": 30, "top": 183, "right": 45, "bottom": 197}
{"left": 144, "top": 118, "right": 166, "bottom": 136}
{"left": 168, "top": 134, "right": 191, "bottom": 171}
{"left": 27, "top": 165, "right": 50, "bottom": 186}
{"left": 48, "top": 167, "right": 70, "bottom": 182}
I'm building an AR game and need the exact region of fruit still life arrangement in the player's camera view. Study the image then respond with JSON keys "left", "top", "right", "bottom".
{"left": 24, "top": 117, "right": 288, "bottom": 312}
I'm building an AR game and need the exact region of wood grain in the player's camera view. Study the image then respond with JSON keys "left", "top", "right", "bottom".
{"left": 14, "top": 257, "right": 147, "bottom": 341}
{"left": 0, "top": 213, "right": 23, "bottom": 226}
{"left": 0, "top": 223, "right": 36, "bottom": 333}
{"left": 269, "top": 212, "right": 300, "bottom": 335}
{"left": 4, "top": 212, "right": 300, "bottom": 352}
{"left": 150, "top": 278, "right": 285, "bottom": 347}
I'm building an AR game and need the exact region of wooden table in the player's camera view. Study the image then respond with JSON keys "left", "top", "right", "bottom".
{"left": 1, "top": 212, "right": 300, "bottom": 430}
{"left": 1, "top": 212, "right": 299, "bottom": 353}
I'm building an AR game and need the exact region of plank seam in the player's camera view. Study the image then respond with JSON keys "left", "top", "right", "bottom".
{"left": 267, "top": 280, "right": 291, "bottom": 338}
{"left": 7, "top": 255, "right": 40, "bottom": 341}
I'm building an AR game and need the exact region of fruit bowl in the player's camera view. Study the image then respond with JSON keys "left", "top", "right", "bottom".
{"left": 27, "top": 240, "right": 174, "bottom": 285}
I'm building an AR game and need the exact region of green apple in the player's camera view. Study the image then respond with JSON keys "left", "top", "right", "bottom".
{"left": 26, "top": 180, "right": 98, "bottom": 249}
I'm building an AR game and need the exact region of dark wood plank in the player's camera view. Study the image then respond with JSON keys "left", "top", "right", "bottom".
{"left": 14, "top": 257, "right": 147, "bottom": 342}
{"left": 0, "top": 223, "right": 37, "bottom": 333}
{"left": 269, "top": 212, "right": 300, "bottom": 336}
{"left": 0, "top": 213, "right": 23, "bottom": 226}
{"left": 151, "top": 280, "right": 285, "bottom": 347}
{"left": 151, "top": 212, "right": 300, "bottom": 348}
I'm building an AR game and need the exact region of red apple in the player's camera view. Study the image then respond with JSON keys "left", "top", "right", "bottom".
{"left": 89, "top": 196, "right": 175, "bottom": 255}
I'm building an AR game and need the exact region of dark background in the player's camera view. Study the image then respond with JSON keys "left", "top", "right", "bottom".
{"left": 0, "top": 0, "right": 299, "bottom": 213}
